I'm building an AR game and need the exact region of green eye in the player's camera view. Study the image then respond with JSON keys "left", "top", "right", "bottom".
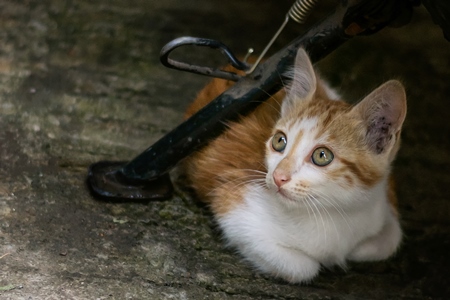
{"left": 312, "top": 147, "right": 334, "bottom": 166}
{"left": 272, "top": 132, "right": 287, "bottom": 152}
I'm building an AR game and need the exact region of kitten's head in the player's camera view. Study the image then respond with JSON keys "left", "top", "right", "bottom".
{"left": 265, "top": 49, "right": 407, "bottom": 209}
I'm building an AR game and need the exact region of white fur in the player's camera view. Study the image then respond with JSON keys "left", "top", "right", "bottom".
{"left": 217, "top": 178, "right": 401, "bottom": 283}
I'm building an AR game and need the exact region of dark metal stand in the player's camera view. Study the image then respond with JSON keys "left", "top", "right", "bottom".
{"left": 87, "top": 0, "right": 419, "bottom": 201}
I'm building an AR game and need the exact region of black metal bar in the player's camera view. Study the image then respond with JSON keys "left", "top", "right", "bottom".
{"left": 120, "top": 5, "right": 350, "bottom": 181}
{"left": 87, "top": 0, "right": 416, "bottom": 200}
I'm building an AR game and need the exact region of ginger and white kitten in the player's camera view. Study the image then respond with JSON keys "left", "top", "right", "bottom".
{"left": 183, "top": 49, "right": 406, "bottom": 283}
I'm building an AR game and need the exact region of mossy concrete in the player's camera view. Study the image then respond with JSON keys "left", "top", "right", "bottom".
{"left": 0, "top": 0, "right": 449, "bottom": 299}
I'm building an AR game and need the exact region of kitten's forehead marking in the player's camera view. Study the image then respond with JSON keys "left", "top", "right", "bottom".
{"left": 283, "top": 117, "right": 320, "bottom": 158}
{"left": 286, "top": 129, "right": 304, "bottom": 158}
{"left": 284, "top": 116, "right": 318, "bottom": 133}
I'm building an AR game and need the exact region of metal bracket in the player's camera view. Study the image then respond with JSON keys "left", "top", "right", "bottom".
{"left": 159, "top": 36, "right": 249, "bottom": 81}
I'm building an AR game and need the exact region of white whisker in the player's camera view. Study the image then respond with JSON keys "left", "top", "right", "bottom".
{"left": 205, "top": 169, "right": 267, "bottom": 197}
{"left": 306, "top": 194, "right": 326, "bottom": 241}
{"left": 309, "top": 193, "right": 339, "bottom": 239}
{"left": 311, "top": 189, "right": 353, "bottom": 231}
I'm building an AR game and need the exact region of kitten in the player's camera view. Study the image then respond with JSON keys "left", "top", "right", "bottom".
{"left": 183, "top": 48, "right": 406, "bottom": 283}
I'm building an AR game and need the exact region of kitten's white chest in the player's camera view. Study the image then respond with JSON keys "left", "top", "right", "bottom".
{"left": 217, "top": 184, "right": 390, "bottom": 280}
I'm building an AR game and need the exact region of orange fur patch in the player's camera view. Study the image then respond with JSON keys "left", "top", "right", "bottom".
{"left": 339, "top": 157, "right": 382, "bottom": 188}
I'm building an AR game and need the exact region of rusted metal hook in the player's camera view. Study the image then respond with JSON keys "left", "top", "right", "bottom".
{"left": 159, "top": 36, "right": 249, "bottom": 81}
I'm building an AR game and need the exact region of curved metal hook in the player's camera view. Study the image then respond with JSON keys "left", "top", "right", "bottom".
{"left": 159, "top": 37, "right": 249, "bottom": 82}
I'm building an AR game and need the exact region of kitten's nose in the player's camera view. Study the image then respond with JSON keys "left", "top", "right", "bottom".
{"left": 273, "top": 169, "right": 291, "bottom": 188}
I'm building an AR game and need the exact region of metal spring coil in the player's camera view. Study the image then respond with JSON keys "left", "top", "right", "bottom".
{"left": 289, "top": 0, "right": 319, "bottom": 23}
{"left": 244, "top": 0, "right": 320, "bottom": 73}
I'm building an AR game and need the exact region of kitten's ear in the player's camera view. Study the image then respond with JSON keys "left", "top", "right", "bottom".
{"left": 282, "top": 48, "right": 317, "bottom": 116}
{"left": 353, "top": 80, "right": 407, "bottom": 154}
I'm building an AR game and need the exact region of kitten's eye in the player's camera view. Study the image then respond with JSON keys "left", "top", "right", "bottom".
{"left": 312, "top": 147, "right": 334, "bottom": 166}
{"left": 272, "top": 132, "right": 287, "bottom": 152}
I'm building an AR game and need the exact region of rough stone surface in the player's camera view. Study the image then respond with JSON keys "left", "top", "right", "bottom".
{"left": 0, "top": 0, "right": 449, "bottom": 299}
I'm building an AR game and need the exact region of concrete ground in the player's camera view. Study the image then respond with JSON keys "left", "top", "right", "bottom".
{"left": 0, "top": 0, "right": 449, "bottom": 299}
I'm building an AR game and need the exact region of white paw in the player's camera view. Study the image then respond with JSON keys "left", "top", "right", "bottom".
{"left": 251, "top": 245, "right": 321, "bottom": 283}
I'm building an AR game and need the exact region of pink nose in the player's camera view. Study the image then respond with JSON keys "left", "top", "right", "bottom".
{"left": 273, "top": 169, "right": 291, "bottom": 188}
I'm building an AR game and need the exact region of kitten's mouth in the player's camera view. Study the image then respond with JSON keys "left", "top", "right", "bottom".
{"left": 277, "top": 189, "right": 296, "bottom": 202}
{"left": 269, "top": 181, "right": 300, "bottom": 203}
{"left": 276, "top": 187, "right": 310, "bottom": 205}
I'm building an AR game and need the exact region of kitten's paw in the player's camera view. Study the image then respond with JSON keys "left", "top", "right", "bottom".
{"left": 250, "top": 245, "right": 321, "bottom": 284}
{"left": 348, "top": 217, "right": 402, "bottom": 261}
